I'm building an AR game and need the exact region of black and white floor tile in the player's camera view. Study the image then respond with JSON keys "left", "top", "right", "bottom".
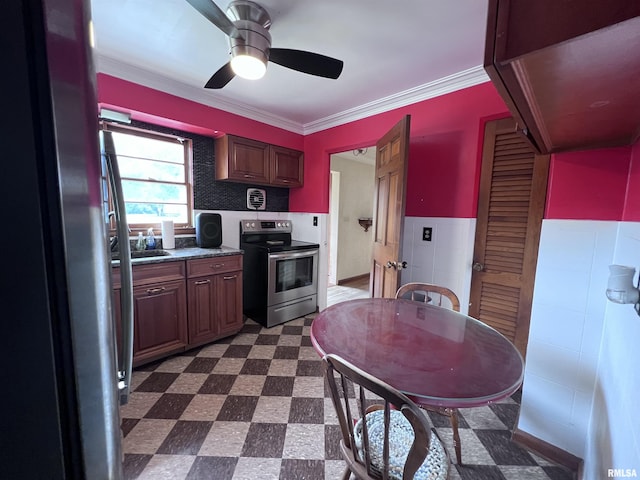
{"left": 121, "top": 316, "right": 576, "bottom": 480}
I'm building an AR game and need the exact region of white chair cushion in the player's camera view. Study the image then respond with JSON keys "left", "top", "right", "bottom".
{"left": 354, "top": 409, "right": 448, "bottom": 480}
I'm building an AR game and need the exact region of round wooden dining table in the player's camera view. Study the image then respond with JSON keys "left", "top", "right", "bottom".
{"left": 310, "top": 298, "right": 524, "bottom": 409}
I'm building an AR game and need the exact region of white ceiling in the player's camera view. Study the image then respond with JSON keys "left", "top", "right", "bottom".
{"left": 91, "top": 0, "right": 490, "bottom": 134}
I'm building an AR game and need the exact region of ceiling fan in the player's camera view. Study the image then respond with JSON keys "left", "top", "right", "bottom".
{"left": 186, "top": 0, "right": 344, "bottom": 89}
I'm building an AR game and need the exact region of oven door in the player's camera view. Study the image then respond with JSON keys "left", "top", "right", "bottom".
{"left": 267, "top": 249, "right": 319, "bottom": 306}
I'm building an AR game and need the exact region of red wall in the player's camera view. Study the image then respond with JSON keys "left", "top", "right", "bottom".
{"left": 623, "top": 140, "right": 640, "bottom": 221}
{"left": 293, "top": 82, "right": 509, "bottom": 216}
{"left": 97, "top": 74, "right": 304, "bottom": 149}
{"left": 97, "top": 74, "right": 639, "bottom": 222}
{"left": 545, "top": 147, "right": 632, "bottom": 221}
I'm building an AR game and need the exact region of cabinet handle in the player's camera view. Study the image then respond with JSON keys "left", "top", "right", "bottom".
{"left": 194, "top": 279, "right": 211, "bottom": 285}
{"left": 211, "top": 264, "right": 224, "bottom": 269}
{"left": 146, "top": 287, "right": 166, "bottom": 295}
{"left": 223, "top": 275, "right": 237, "bottom": 280}
{"left": 243, "top": 174, "right": 254, "bottom": 178}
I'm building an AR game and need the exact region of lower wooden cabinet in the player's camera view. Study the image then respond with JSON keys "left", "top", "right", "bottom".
{"left": 187, "top": 255, "right": 243, "bottom": 347}
{"left": 216, "top": 270, "right": 243, "bottom": 337}
{"left": 133, "top": 279, "right": 188, "bottom": 365}
{"left": 112, "top": 254, "right": 243, "bottom": 366}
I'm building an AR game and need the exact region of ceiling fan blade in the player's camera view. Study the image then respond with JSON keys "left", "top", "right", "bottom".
{"left": 204, "top": 62, "right": 236, "bottom": 89}
{"left": 268, "top": 48, "right": 344, "bottom": 79}
{"left": 185, "top": 0, "right": 243, "bottom": 39}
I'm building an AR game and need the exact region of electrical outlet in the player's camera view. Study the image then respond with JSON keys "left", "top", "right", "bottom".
{"left": 422, "top": 227, "right": 432, "bottom": 242}
{"left": 313, "top": 216, "right": 318, "bottom": 226}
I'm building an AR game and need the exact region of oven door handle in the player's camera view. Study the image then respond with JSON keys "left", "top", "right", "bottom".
{"left": 269, "top": 249, "right": 319, "bottom": 260}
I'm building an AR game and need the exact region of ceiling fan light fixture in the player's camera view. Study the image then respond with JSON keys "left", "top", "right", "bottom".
{"left": 231, "top": 53, "right": 267, "bottom": 80}
{"left": 189, "top": 0, "right": 344, "bottom": 89}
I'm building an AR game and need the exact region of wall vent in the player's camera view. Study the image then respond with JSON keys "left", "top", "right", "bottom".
{"left": 247, "top": 188, "right": 266, "bottom": 210}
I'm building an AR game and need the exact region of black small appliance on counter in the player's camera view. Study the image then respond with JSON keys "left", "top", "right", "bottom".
{"left": 196, "top": 213, "right": 223, "bottom": 248}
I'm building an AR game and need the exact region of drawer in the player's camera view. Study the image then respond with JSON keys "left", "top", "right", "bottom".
{"left": 112, "top": 261, "right": 185, "bottom": 288}
{"left": 187, "top": 255, "right": 243, "bottom": 278}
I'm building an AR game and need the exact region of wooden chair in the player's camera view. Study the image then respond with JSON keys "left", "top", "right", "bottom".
{"left": 395, "top": 282, "right": 460, "bottom": 312}
{"left": 395, "top": 283, "right": 463, "bottom": 465}
{"left": 323, "top": 354, "right": 450, "bottom": 480}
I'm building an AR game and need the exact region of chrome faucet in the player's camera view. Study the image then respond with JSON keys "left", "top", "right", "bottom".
{"left": 108, "top": 211, "right": 130, "bottom": 251}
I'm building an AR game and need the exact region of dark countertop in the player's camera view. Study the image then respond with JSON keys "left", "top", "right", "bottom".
{"left": 110, "top": 246, "right": 243, "bottom": 267}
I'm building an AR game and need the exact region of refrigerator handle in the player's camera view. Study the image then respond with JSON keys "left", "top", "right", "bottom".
{"left": 103, "top": 131, "right": 135, "bottom": 405}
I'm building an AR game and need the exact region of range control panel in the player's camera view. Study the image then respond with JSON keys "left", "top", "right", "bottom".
{"left": 241, "top": 219, "right": 292, "bottom": 234}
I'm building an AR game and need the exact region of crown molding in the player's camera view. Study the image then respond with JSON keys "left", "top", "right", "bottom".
{"left": 302, "top": 66, "right": 490, "bottom": 134}
{"left": 95, "top": 54, "right": 304, "bottom": 134}
{"left": 95, "top": 54, "right": 489, "bottom": 136}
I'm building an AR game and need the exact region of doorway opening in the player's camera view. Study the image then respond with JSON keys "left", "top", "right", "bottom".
{"left": 327, "top": 147, "right": 376, "bottom": 307}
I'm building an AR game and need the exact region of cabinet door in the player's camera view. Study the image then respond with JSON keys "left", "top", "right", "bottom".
{"left": 187, "top": 276, "right": 218, "bottom": 347}
{"left": 270, "top": 145, "right": 303, "bottom": 187}
{"left": 187, "top": 271, "right": 243, "bottom": 346}
{"left": 484, "top": 0, "right": 640, "bottom": 153}
{"left": 216, "top": 270, "right": 244, "bottom": 336}
{"left": 216, "top": 135, "right": 270, "bottom": 184}
{"left": 133, "top": 279, "right": 187, "bottom": 365}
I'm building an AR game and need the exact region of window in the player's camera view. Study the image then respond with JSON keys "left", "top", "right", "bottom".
{"left": 103, "top": 123, "right": 193, "bottom": 230}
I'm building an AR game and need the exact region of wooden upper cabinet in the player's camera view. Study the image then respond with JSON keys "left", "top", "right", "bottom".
{"left": 270, "top": 145, "right": 303, "bottom": 187}
{"left": 216, "top": 134, "right": 303, "bottom": 187}
{"left": 484, "top": 0, "right": 640, "bottom": 154}
{"left": 216, "top": 134, "right": 270, "bottom": 184}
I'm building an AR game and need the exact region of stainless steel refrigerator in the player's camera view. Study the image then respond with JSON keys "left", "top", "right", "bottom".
{"left": 1, "top": 0, "right": 133, "bottom": 478}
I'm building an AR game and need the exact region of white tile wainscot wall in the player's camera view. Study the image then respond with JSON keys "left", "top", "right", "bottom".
{"left": 584, "top": 222, "right": 640, "bottom": 479}
{"left": 520, "top": 219, "right": 620, "bottom": 478}
{"left": 401, "top": 217, "right": 640, "bottom": 477}
{"left": 401, "top": 216, "right": 476, "bottom": 315}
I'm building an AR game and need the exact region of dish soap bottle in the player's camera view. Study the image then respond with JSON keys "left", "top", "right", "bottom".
{"left": 146, "top": 228, "right": 156, "bottom": 250}
{"left": 136, "top": 232, "right": 146, "bottom": 251}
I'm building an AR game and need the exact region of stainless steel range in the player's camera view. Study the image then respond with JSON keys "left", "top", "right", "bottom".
{"left": 240, "top": 220, "right": 319, "bottom": 327}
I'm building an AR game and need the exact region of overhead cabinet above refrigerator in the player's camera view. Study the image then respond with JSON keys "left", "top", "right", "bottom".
{"left": 484, "top": 0, "right": 640, "bottom": 154}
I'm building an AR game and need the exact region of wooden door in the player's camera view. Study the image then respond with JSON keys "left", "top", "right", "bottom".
{"left": 370, "top": 115, "right": 411, "bottom": 298}
{"left": 469, "top": 117, "right": 549, "bottom": 357}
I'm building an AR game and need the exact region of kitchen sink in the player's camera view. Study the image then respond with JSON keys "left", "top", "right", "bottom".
{"left": 111, "top": 249, "right": 171, "bottom": 260}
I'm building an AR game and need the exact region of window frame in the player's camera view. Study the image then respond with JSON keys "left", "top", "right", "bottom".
{"left": 101, "top": 121, "right": 194, "bottom": 234}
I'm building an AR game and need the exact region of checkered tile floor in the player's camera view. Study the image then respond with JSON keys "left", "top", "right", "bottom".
{"left": 121, "top": 315, "right": 576, "bottom": 480}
